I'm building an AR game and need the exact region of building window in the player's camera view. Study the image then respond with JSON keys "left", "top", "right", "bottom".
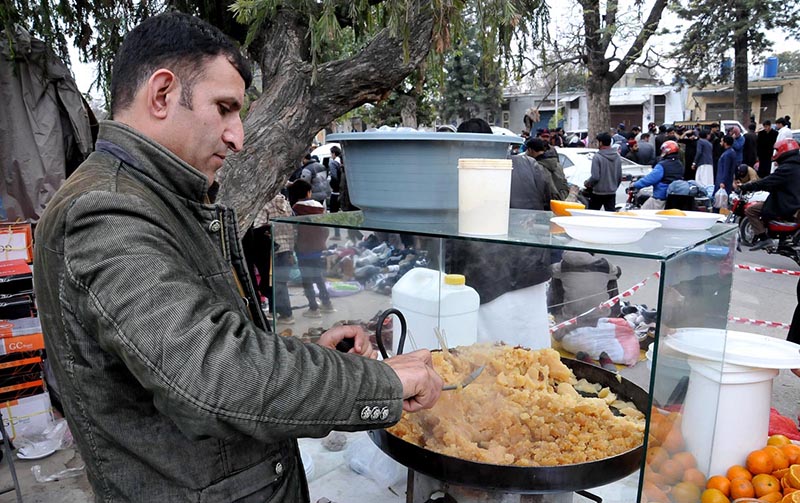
{"left": 654, "top": 95, "right": 666, "bottom": 125}
{"left": 502, "top": 111, "right": 510, "bottom": 129}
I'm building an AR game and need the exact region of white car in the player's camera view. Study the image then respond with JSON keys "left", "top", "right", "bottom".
{"left": 310, "top": 142, "right": 340, "bottom": 165}
{"left": 556, "top": 147, "right": 653, "bottom": 205}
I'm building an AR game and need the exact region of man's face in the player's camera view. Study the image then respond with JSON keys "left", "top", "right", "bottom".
{"left": 163, "top": 55, "right": 245, "bottom": 181}
{"left": 776, "top": 122, "right": 784, "bottom": 130}
{"left": 764, "top": 124, "right": 772, "bottom": 131}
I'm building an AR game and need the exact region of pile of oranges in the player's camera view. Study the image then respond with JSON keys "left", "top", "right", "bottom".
{"left": 696, "top": 434, "right": 800, "bottom": 503}
{"left": 641, "top": 415, "right": 800, "bottom": 503}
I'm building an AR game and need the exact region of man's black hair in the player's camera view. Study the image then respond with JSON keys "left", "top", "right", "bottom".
{"left": 288, "top": 179, "right": 312, "bottom": 206}
{"left": 748, "top": 123, "right": 756, "bottom": 131}
{"left": 330, "top": 145, "right": 342, "bottom": 156}
{"left": 699, "top": 130, "right": 708, "bottom": 139}
{"left": 722, "top": 135, "right": 734, "bottom": 146}
{"left": 640, "top": 132, "right": 651, "bottom": 139}
{"left": 763, "top": 120, "right": 772, "bottom": 126}
{"left": 525, "top": 138, "right": 549, "bottom": 152}
{"left": 456, "top": 118, "right": 493, "bottom": 134}
{"left": 776, "top": 117, "right": 787, "bottom": 126}
{"left": 710, "top": 123, "right": 720, "bottom": 129}
{"left": 595, "top": 132, "right": 612, "bottom": 146}
{"left": 111, "top": 12, "right": 253, "bottom": 116}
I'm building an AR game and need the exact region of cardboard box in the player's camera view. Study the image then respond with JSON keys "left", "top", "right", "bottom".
{"left": 0, "top": 224, "right": 33, "bottom": 263}
{"left": 0, "top": 333, "right": 45, "bottom": 355}
{"left": 0, "top": 317, "right": 41, "bottom": 338}
{"left": 1, "top": 392, "right": 53, "bottom": 440}
{"left": 0, "top": 259, "right": 33, "bottom": 298}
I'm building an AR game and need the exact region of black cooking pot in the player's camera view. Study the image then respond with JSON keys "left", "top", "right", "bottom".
{"left": 370, "top": 308, "right": 648, "bottom": 494}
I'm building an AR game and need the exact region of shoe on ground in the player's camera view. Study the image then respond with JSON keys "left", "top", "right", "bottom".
{"left": 319, "top": 303, "right": 336, "bottom": 313}
{"left": 750, "top": 238, "right": 774, "bottom": 251}
{"left": 575, "top": 351, "right": 594, "bottom": 365}
{"left": 302, "top": 309, "right": 322, "bottom": 319}
{"left": 598, "top": 351, "right": 617, "bottom": 372}
{"left": 276, "top": 315, "right": 295, "bottom": 325}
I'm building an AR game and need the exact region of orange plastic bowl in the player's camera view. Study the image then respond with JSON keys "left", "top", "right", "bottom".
{"left": 550, "top": 200, "right": 585, "bottom": 216}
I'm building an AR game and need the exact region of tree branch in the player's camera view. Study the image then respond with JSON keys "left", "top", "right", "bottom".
{"left": 609, "top": 0, "right": 666, "bottom": 82}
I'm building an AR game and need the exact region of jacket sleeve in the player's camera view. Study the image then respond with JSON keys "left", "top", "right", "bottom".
{"left": 634, "top": 163, "right": 664, "bottom": 189}
{"left": 63, "top": 191, "right": 404, "bottom": 443}
{"left": 742, "top": 167, "right": 792, "bottom": 194}
{"left": 733, "top": 135, "right": 744, "bottom": 155}
{"left": 693, "top": 141, "right": 705, "bottom": 165}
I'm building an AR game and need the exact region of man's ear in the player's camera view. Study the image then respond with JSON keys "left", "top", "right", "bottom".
{"left": 146, "top": 69, "right": 179, "bottom": 120}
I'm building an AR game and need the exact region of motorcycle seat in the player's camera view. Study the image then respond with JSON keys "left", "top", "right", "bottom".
{"left": 768, "top": 220, "right": 800, "bottom": 232}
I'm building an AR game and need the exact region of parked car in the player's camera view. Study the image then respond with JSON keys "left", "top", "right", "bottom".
{"left": 310, "top": 142, "right": 340, "bottom": 165}
{"left": 556, "top": 147, "right": 653, "bottom": 206}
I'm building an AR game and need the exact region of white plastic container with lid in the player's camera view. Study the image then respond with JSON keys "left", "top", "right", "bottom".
{"left": 390, "top": 268, "right": 480, "bottom": 354}
{"left": 458, "top": 158, "right": 513, "bottom": 235}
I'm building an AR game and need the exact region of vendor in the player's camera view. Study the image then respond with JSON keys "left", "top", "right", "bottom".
{"left": 33, "top": 13, "right": 442, "bottom": 502}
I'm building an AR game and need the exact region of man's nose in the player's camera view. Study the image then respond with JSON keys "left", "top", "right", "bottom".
{"left": 223, "top": 119, "right": 244, "bottom": 153}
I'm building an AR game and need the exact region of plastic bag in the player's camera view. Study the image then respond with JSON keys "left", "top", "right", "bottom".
{"left": 32, "top": 464, "right": 85, "bottom": 483}
{"left": 15, "top": 418, "right": 73, "bottom": 459}
{"left": 559, "top": 317, "right": 640, "bottom": 366}
{"left": 713, "top": 188, "right": 728, "bottom": 209}
{"left": 344, "top": 432, "right": 405, "bottom": 488}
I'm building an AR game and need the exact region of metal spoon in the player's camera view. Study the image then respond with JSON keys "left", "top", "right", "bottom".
{"left": 442, "top": 365, "right": 485, "bottom": 391}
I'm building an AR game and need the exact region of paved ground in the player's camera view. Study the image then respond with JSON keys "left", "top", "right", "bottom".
{"left": 1, "top": 236, "right": 799, "bottom": 502}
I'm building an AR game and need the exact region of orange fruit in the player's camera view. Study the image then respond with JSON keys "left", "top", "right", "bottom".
{"left": 753, "top": 473, "right": 782, "bottom": 497}
{"left": 782, "top": 445, "right": 800, "bottom": 465}
{"left": 783, "top": 491, "right": 800, "bottom": 502}
{"left": 663, "top": 427, "right": 686, "bottom": 454}
{"left": 658, "top": 458, "right": 685, "bottom": 484}
{"left": 673, "top": 451, "right": 698, "bottom": 470}
{"left": 707, "top": 475, "right": 732, "bottom": 497}
{"left": 748, "top": 449, "right": 777, "bottom": 475}
{"left": 730, "top": 477, "right": 756, "bottom": 499}
{"left": 760, "top": 493, "right": 784, "bottom": 502}
{"left": 787, "top": 465, "right": 800, "bottom": 489}
{"left": 684, "top": 467, "right": 707, "bottom": 488}
{"left": 765, "top": 445, "right": 791, "bottom": 471}
{"left": 644, "top": 480, "right": 670, "bottom": 502}
{"left": 728, "top": 465, "right": 754, "bottom": 481}
{"left": 672, "top": 481, "right": 702, "bottom": 503}
{"left": 700, "top": 488, "right": 731, "bottom": 503}
{"left": 769, "top": 435, "right": 793, "bottom": 447}
{"left": 647, "top": 446, "right": 670, "bottom": 471}
{"left": 775, "top": 468, "right": 791, "bottom": 480}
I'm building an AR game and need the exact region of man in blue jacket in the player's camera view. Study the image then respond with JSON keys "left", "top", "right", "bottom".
{"left": 692, "top": 130, "right": 714, "bottom": 187}
{"left": 631, "top": 140, "right": 684, "bottom": 210}
{"left": 716, "top": 135, "right": 737, "bottom": 197}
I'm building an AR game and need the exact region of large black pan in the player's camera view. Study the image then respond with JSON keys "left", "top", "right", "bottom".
{"left": 369, "top": 309, "right": 649, "bottom": 494}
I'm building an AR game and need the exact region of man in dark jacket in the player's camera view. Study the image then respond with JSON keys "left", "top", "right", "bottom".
{"left": 743, "top": 123, "right": 758, "bottom": 167}
{"left": 740, "top": 138, "right": 800, "bottom": 250}
{"left": 757, "top": 120, "right": 779, "bottom": 178}
{"left": 32, "top": 13, "right": 441, "bottom": 502}
{"left": 585, "top": 132, "right": 622, "bottom": 211}
{"left": 637, "top": 133, "right": 657, "bottom": 166}
{"left": 526, "top": 138, "right": 569, "bottom": 200}
{"left": 692, "top": 130, "right": 714, "bottom": 187}
{"left": 716, "top": 135, "right": 737, "bottom": 196}
{"left": 510, "top": 140, "right": 552, "bottom": 208}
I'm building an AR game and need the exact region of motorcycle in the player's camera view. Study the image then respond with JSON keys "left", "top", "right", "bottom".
{"left": 728, "top": 190, "right": 800, "bottom": 265}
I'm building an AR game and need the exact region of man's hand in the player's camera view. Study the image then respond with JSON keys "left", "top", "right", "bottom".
{"left": 318, "top": 325, "right": 377, "bottom": 359}
{"left": 384, "top": 350, "right": 443, "bottom": 412}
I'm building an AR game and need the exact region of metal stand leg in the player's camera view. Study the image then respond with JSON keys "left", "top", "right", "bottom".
{"left": 0, "top": 411, "right": 23, "bottom": 502}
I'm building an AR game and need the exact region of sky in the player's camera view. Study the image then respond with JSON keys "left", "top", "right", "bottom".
{"left": 69, "top": 2, "right": 800, "bottom": 101}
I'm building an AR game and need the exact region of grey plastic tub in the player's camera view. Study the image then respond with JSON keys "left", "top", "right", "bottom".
{"left": 328, "top": 132, "right": 524, "bottom": 224}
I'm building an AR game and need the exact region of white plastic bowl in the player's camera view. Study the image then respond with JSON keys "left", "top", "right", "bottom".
{"left": 567, "top": 208, "right": 667, "bottom": 223}
{"left": 550, "top": 216, "right": 661, "bottom": 244}
{"left": 628, "top": 210, "right": 722, "bottom": 230}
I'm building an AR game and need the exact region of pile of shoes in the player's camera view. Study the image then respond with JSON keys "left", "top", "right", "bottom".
{"left": 619, "top": 301, "right": 657, "bottom": 349}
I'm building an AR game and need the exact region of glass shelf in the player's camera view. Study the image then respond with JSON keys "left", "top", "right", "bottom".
{"left": 273, "top": 209, "right": 738, "bottom": 260}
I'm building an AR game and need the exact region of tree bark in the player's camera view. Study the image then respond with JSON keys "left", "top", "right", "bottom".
{"left": 733, "top": 19, "right": 751, "bottom": 126}
{"left": 216, "top": 3, "right": 434, "bottom": 229}
{"left": 586, "top": 78, "right": 612, "bottom": 145}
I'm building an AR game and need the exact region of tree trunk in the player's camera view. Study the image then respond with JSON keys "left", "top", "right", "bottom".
{"left": 216, "top": 4, "right": 434, "bottom": 229}
{"left": 733, "top": 21, "right": 750, "bottom": 126}
{"left": 399, "top": 94, "right": 418, "bottom": 128}
{"left": 586, "top": 78, "right": 612, "bottom": 144}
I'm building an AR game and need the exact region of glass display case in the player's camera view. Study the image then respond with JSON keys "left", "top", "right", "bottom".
{"left": 272, "top": 209, "right": 738, "bottom": 503}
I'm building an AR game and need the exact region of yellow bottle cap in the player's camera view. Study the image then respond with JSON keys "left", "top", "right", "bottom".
{"left": 444, "top": 274, "right": 466, "bottom": 286}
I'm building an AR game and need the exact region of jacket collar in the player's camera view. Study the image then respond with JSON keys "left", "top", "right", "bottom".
{"left": 96, "top": 121, "right": 217, "bottom": 203}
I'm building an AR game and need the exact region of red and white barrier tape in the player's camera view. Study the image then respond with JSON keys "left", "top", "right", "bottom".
{"left": 550, "top": 272, "right": 661, "bottom": 333}
{"left": 728, "top": 316, "right": 791, "bottom": 330}
{"left": 735, "top": 264, "right": 800, "bottom": 276}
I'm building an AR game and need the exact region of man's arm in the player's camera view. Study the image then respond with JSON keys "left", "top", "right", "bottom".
{"left": 585, "top": 157, "right": 600, "bottom": 187}
{"left": 634, "top": 163, "right": 664, "bottom": 189}
{"left": 64, "top": 191, "right": 411, "bottom": 443}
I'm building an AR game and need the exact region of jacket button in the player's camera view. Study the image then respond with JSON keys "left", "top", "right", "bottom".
{"left": 208, "top": 220, "right": 221, "bottom": 233}
{"left": 275, "top": 462, "right": 284, "bottom": 475}
{"left": 360, "top": 406, "right": 372, "bottom": 420}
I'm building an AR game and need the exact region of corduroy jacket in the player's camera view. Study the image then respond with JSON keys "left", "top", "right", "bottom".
{"left": 34, "top": 121, "right": 403, "bottom": 502}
